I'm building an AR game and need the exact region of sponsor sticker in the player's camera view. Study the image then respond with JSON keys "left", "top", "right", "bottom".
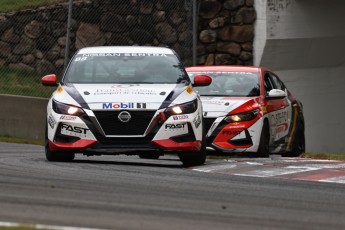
{"left": 173, "top": 115, "right": 189, "bottom": 120}
{"left": 94, "top": 88, "right": 158, "bottom": 96}
{"left": 57, "top": 86, "right": 63, "bottom": 93}
{"left": 165, "top": 123, "right": 187, "bottom": 130}
{"left": 111, "top": 84, "right": 137, "bottom": 88}
{"left": 60, "top": 115, "right": 77, "bottom": 121}
{"left": 81, "top": 53, "right": 169, "bottom": 57}
{"left": 186, "top": 86, "right": 193, "bottom": 94}
{"left": 189, "top": 71, "right": 254, "bottom": 75}
{"left": 102, "top": 102, "right": 147, "bottom": 109}
{"left": 193, "top": 114, "right": 201, "bottom": 128}
{"left": 61, "top": 124, "right": 89, "bottom": 137}
{"left": 270, "top": 111, "right": 288, "bottom": 126}
{"left": 222, "top": 130, "right": 242, "bottom": 135}
{"left": 48, "top": 114, "right": 56, "bottom": 129}
{"left": 202, "top": 100, "right": 224, "bottom": 105}
{"left": 260, "top": 106, "right": 267, "bottom": 113}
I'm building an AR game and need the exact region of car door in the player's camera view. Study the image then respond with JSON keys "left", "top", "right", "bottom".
{"left": 264, "top": 72, "right": 291, "bottom": 150}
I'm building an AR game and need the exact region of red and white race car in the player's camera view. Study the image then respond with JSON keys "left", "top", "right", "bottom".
{"left": 186, "top": 66, "right": 305, "bottom": 157}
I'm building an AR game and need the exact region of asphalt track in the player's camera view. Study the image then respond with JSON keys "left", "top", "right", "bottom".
{"left": 1, "top": 142, "right": 345, "bottom": 230}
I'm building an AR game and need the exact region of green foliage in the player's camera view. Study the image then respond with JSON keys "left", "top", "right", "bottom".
{"left": 0, "top": 0, "right": 67, "bottom": 12}
{"left": 0, "top": 67, "right": 55, "bottom": 98}
{"left": 0, "top": 135, "right": 44, "bottom": 146}
{"left": 301, "top": 153, "right": 345, "bottom": 161}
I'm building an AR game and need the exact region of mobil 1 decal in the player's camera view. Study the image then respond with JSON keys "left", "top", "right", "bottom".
{"left": 102, "top": 102, "right": 147, "bottom": 109}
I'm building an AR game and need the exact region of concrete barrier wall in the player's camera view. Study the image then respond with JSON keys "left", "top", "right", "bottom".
{"left": 0, "top": 94, "right": 48, "bottom": 141}
{"left": 254, "top": 0, "right": 345, "bottom": 153}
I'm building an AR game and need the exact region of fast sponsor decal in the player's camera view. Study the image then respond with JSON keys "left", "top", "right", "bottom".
{"left": 193, "top": 114, "right": 201, "bottom": 128}
{"left": 222, "top": 130, "right": 242, "bottom": 135}
{"left": 60, "top": 115, "right": 77, "bottom": 121}
{"left": 48, "top": 114, "right": 56, "bottom": 129}
{"left": 165, "top": 123, "right": 186, "bottom": 129}
{"left": 173, "top": 115, "right": 189, "bottom": 120}
{"left": 102, "top": 102, "right": 146, "bottom": 109}
{"left": 61, "top": 124, "right": 89, "bottom": 137}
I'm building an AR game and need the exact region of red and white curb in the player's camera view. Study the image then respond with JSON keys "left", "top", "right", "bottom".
{"left": 0, "top": 221, "right": 104, "bottom": 230}
{"left": 193, "top": 157, "right": 345, "bottom": 184}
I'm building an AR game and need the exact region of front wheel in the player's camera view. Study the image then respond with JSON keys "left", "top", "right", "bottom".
{"left": 178, "top": 120, "right": 206, "bottom": 167}
{"left": 45, "top": 125, "right": 75, "bottom": 162}
{"left": 45, "top": 145, "right": 75, "bottom": 162}
{"left": 178, "top": 147, "right": 206, "bottom": 167}
{"left": 287, "top": 122, "right": 305, "bottom": 157}
{"left": 256, "top": 121, "right": 270, "bottom": 157}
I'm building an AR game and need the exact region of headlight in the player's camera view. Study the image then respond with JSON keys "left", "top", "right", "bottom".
{"left": 52, "top": 100, "right": 85, "bottom": 116}
{"left": 224, "top": 109, "right": 259, "bottom": 123}
{"left": 165, "top": 99, "right": 198, "bottom": 116}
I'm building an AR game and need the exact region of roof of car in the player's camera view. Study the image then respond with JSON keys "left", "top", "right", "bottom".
{"left": 77, "top": 46, "right": 175, "bottom": 54}
{"left": 185, "top": 65, "right": 262, "bottom": 73}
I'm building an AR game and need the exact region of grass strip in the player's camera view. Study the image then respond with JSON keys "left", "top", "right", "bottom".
{"left": 0, "top": 136, "right": 44, "bottom": 146}
{"left": 0, "top": 227, "right": 47, "bottom": 230}
{"left": 0, "top": 67, "right": 55, "bottom": 98}
{"left": 0, "top": 0, "right": 67, "bottom": 12}
{"left": 300, "top": 153, "right": 345, "bottom": 161}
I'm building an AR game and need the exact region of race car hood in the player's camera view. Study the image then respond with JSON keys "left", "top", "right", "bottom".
{"left": 58, "top": 83, "right": 190, "bottom": 110}
{"left": 201, "top": 96, "right": 252, "bottom": 117}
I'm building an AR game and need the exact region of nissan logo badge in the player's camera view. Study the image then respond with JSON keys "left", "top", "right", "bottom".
{"left": 118, "top": 111, "right": 131, "bottom": 123}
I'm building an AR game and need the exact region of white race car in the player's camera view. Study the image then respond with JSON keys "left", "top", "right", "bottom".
{"left": 41, "top": 46, "right": 212, "bottom": 166}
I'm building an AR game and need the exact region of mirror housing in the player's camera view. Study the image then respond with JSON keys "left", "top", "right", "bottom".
{"left": 267, "top": 89, "right": 287, "bottom": 99}
{"left": 193, "top": 74, "right": 212, "bottom": 87}
{"left": 41, "top": 74, "right": 58, "bottom": 87}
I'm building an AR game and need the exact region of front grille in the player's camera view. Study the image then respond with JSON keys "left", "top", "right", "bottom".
{"left": 204, "top": 117, "right": 217, "bottom": 134}
{"left": 93, "top": 110, "right": 156, "bottom": 135}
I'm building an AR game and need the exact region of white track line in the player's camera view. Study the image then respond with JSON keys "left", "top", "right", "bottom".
{"left": 192, "top": 163, "right": 237, "bottom": 172}
{"left": 319, "top": 176, "right": 345, "bottom": 184}
{"left": 0, "top": 221, "right": 104, "bottom": 230}
{"left": 234, "top": 167, "right": 319, "bottom": 178}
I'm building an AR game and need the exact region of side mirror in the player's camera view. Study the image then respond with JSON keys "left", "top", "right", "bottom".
{"left": 193, "top": 74, "right": 212, "bottom": 87}
{"left": 41, "top": 74, "right": 58, "bottom": 87}
{"left": 267, "top": 89, "right": 287, "bottom": 99}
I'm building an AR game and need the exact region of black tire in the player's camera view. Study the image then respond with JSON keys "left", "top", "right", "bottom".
{"left": 178, "top": 145, "right": 206, "bottom": 167}
{"left": 45, "top": 125, "right": 75, "bottom": 162}
{"left": 178, "top": 121, "right": 206, "bottom": 167}
{"left": 288, "top": 122, "right": 305, "bottom": 157}
{"left": 256, "top": 121, "right": 270, "bottom": 157}
{"left": 139, "top": 152, "right": 161, "bottom": 159}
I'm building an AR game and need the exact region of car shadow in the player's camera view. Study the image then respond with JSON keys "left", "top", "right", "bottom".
{"left": 71, "top": 157, "right": 184, "bottom": 169}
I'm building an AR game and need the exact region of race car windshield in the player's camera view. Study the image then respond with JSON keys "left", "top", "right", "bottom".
{"left": 189, "top": 71, "right": 260, "bottom": 97}
{"left": 64, "top": 53, "right": 189, "bottom": 84}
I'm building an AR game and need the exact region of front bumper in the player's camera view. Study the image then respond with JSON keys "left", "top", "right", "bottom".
{"left": 204, "top": 116, "right": 263, "bottom": 153}
{"left": 47, "top": 107, "right": 203, "bottom": 153}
